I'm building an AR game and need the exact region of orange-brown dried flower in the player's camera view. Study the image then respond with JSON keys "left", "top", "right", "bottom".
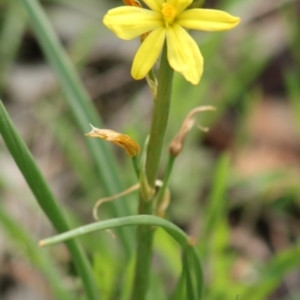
{"left": 122, "top": 0, "right": 141, "bottom": 7}
{"left": 85, "top": 124, "right": 140, "bottom": 157}
{"left": 169, "top": 106, "right": 215, "bottom": 156}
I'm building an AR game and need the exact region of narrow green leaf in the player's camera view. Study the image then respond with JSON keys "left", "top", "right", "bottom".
{"left": 188, "top": 248, "right": 205, "bottom": 299}
{"left": 17, "top": 0, "right": 134, "bottom": 255}
{"left": 184, "top": 251, "right": 197, "bottom": 300}
{"left": 40, "top": 215, "right": 189, "bottom": 247}
{"left": 0, "top": 206, "right": 72, "bottom": 299}
{"left": 203, "top": 153, "right": 231, "bottom": 242}
{"left": 0, "top": 2, "right": 25, "bottom": 92}
{"left": 39, "top": 214, "right": 204, "bottom": 298}
{"left": 285, "top": 71, "right": 300, "bottom": 135}
{"left": 171, "top": 257, "right": 187, "bottom": 300}
{"left": 246, "top": 245, "right": 300, "bottom": 300}
{"left": 0, "top": 101, "right": 99, "bottom": 300}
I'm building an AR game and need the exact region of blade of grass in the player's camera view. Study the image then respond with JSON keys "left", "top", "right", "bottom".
{"left": 200, "top": 153, "right": 231, "bottom": 297}
{"left": 17, "top": 0, "right": 134, "bottom": 256}
{"left": 188, "top": 247, "right": 204, "bottom": 299}
{"left": 39, "top": 214, "right": 204, "bottom": 298}
{"left": 171, "top": 257, "right": 187, "bottom": 300}
{"left": 0, "top": 2, "right": 25, "bottom": 92}
{"left": 0, "top": 100, "right": 99, "bottom": 299}
{"left": 203, "top": 153, "right": 231, "bottom": 241}
{"left": 0, "top": 206, "right": 73, "bottom": 299}
{"left": 154, "top": 228, "right": 181, "bottom": 277}
{"left": 285, "top": 71, "right": 300, "bottom": 135}
{"left": 246, "top": 245, "right": 300, "bottom": 300}
{"left": 35, "top": 101, "right": 99, "bottom": 195}
{"left": 184, "top": 251, "right": 198, "bottom": 300}
{"left": 148, "top": 272, "right": 166, "bottom": 300}
{"left": 40, "top": 215, "right": 193, "bottom": 248}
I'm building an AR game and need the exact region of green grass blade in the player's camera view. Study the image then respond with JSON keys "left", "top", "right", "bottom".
{"left": 246, "top": 246, "right": 300, "bottom": 300}
{"left": 40, "top": 214, "right": 205, "bottom": 297}
{"left": 200, "top": 153, "right": 231, "bottom": 297}
{"left": 285, "top": 71, "right": 300, "bottom": 135}
{"left": 35, "top": 102, "right": 100, "bottom": 195}
{"left": 0, "top": 206, "right": 73, "bottom": 299}
{"left": 0, "top": 101, "right": 99, "bottom": 300}
{"left": 0, "top": 2, "right": 25, "bottom": 92}
{"left": 40, "top": 215, "right": 192, "bottom": 247}
{"left": 189, "top": 248, "right": 204, "bottom": 299}
{"left": 184, "top": 251, "right": 197, "bottom": 300}
{"left": 171, "top": 260, "right": 187, "bottom": 300}
{"left": 203, "top": 153, "right": 231, "bottom": 239}
{"left": 17, "top": 0, "right": 134, "bottom": 255}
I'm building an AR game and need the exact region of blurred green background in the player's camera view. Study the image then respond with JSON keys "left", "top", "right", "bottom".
{"left": 0, "top": 0, "right": 300, "bottom": 299}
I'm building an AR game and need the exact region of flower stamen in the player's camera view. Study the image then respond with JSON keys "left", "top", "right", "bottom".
{"left": 161, "top": 3, "right": 177, "bottom": 26}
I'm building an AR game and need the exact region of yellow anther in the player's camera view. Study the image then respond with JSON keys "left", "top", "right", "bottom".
{"left": 161, "top": 3, "right": 177, "bottom": 26}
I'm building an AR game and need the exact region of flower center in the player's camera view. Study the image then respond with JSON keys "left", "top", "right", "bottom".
{"left": 161, "top": 3, "right": 177, "bottom": 26}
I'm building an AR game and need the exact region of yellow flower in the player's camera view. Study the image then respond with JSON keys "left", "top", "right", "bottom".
{"left": 103, "top": 0, "right": 240, "bottom": 85}
{"left": 85, "top": 124, "right": 140, "bottom": 157}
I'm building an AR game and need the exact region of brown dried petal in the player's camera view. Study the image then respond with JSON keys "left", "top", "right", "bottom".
{"left": 85, "top": 125, "right": 140, "bottom": 157}
{"left": 169, "top": 106, "right": 215, "bottom": 156}
{"left": 122, "top": 0, "right": 142, "bottom": 7}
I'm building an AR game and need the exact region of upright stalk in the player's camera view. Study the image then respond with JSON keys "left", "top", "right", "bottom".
{"left": 145, "top": 44, "right": 174, "bottom": 187}
{"left": 132, "top": 43, "right": 174, "bottom": 299}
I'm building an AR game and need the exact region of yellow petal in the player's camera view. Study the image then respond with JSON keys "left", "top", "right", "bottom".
{"left": 167, "top": 0, "right": 193, "bottom": 14}
{"left": 166, "top": 24, "right": 203, "bottom": 84}
{"left": 143, "top": 0, "right": 164, "bottom": 13}
{"left": 131, "top": 27, "right": 165, "bottom": 79}
{"left": 177, "top": 9, "right": 240, "bottom": 31}
{"left": 103, "top": 7, "right": 161, "bottom": 40}
{"left": 85, "top": 125, "right": 140, "bottom": 157}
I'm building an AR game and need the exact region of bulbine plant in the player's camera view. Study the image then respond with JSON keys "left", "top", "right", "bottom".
{"left": 0, "top": 0, "right": 240, "bottom": 299}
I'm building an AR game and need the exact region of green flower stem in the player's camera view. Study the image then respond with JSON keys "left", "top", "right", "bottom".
{"left": 145, "top": 44, "right": 174, "bottom": 187}
{"left": 0, "top": 101, "right": 99, "bottom": 300}
{"left": 131, "top": 156, "right": 140, "bottom": 179}
{"left": 133, "top": 43, "right": 174, "bottom": 300}
{"left": 131, "top": 212, "right": 154, "bottom": 299}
